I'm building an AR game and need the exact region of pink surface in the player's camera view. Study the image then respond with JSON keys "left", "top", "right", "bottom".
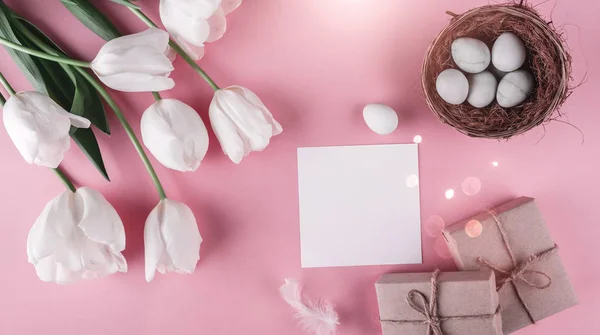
{"left": 0, "top": 0, "right": 598, "bottom": 334}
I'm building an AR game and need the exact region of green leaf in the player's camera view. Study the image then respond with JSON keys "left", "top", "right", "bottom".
{"left": 16, "top": 18, "right": 110, "bottom": 134}
{"left": 70, "top": 127, "right": 110, "bottom": 181}
{"left": 109, "top": 0, "right": 140, "bottom": 10}
{"left": 0, "top": 2, "right": 46, "bottom": 93}
{"left": 60, "top": 0, "right": 121, "bottom": 41}
{"left": 0, "top": 5, "right": 111, "bottom": 180}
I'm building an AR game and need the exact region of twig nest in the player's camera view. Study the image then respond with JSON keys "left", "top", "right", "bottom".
{"left": 422, "top": 2, "right": 573, "bottom": 139}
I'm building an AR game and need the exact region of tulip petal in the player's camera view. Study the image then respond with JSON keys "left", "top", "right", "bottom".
{"left": 27, "top": 191, "right": 76, "bottom": 263}
{"left": 97, "top": 27, "right": 171, "bottom": 55}
{"left": 92, "top": 46, "right": 175, "bottom": 77}
{"left": 173, "top": 36, "right": 205, "bottom": 61}
{"left": 160, "top": 199, "right": 201, "bottom": 274}
{"left": 76, "top": 187, "right": 126, "bottom": 252}
{"left": 228, "top": 86, "right": 283, "bottom": 135}
{"left": 215, "top": 89, "right": 273, "bottom": 151}
{"left": 141, "top": 99, "right": 209, "bottom": 172}
{"left": 33, "top": 256, "right": 57, "bottom": 282}
{"left": 3, "top": 92, "right": 75, "bottom": 168}
{"left": 206, "top": 7, "right": 227, "bottom": 43}
{"left": 221, "top": 0, "right": 242, "bottom": 15}
{"left": 160, "top": 0, "right": 211, "bottom": 51}
{"left": 209, "top": 98, "right": 248, "bottom": 164}
{"left": 96, "top": 72, "right": 175, "bottom": 93}
{"left": 144, "top": 201, "right": 168, "bottom": 282}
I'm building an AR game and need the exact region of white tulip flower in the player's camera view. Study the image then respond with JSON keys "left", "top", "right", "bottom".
{"left": 2, "top": 91, "right": 90, "bottom": 168}
{"left": 144, "top": 199, "right": 202, "bottom": 282}
{"left": 91, "top": 27, "right": 175, "bottom": 92}
{"left": 209, "top": 86, "right": 282, "bottom": 164}
{"left": 160, "top": 0, "right": 241, "bottom": 60}
{"left": 141, "top": 99, "right": 209, "bottom": 172}
{"left": 27, "top": 187, "right": 127, "bottom": 284}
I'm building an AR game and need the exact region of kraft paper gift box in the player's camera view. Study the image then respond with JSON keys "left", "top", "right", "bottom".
{"left": 375, "top": 269, "right": 502, "bottom": 335}
{"left": 442, "top": 197, "right": 578, "bottom": 334}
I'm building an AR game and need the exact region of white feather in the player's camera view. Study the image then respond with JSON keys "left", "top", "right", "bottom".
{"left": 279, "top": 278, "right": 340, "bottom": 335}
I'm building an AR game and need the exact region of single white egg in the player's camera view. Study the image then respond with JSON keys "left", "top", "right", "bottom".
{"left": 467, "top": 71, "right": 498, "bottom": 108}
{"left": 492, "top": 32, "right": 527, "bottom": 72}
{"left": 451, "top": 38, "right": 491, "bottom": 73}
{"left": 496, "top": 70, "right": 534, "bottom": 108}
{"left": 363, "top": 103, "right": 398, "bottom": 135}
{"left": 436, "top": 69, "right": 469, "bottom": 105}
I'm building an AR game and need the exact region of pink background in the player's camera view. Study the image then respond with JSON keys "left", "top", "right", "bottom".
{"left": 0, "top": 0, "right": 598, "bottom": 334}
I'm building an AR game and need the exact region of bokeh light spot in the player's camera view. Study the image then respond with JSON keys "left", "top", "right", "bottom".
{"left": 445, "top": 189, "right": 455, "bottom": 199}
{"left": 435, "top": 236, "right": 452, "bottom": 259}
{"left": 461, "top": 177, "right": 482, "bottom": 196}
{"left": 406, "top": 174, "right": 419, "bottom": 188}
{"left": 425, "top": 215, "right": 445, "bottom": 237}
{"left": 413, "top": 135, "right": 422, "bottom": 144}
{"left": 492, "top": 161, "right": 499, "bottom": 167}
{"left": 465, "top": 220, "right": 483, "bottom": 238}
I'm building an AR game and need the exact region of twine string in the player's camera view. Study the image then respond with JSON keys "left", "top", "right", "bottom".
{"left": 381, "top": 269, "right": 500, "bottom": 335}
{"left": 476, "top": 212, "right": 558, "bottom": 324}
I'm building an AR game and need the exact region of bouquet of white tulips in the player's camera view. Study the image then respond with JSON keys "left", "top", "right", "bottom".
{"left": 0, "top": 0, "right": 281, "bottom": 284}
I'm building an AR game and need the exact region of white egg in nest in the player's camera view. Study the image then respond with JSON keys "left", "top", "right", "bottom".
{"left": 363, "top": 103, "right": 398, "bottom": 135}
{"left": 467, "top": 71, "right": 498, "bottom": 108}
{"left": 436, "top": 69, "right": 469, "bottom": 105}
{"left": 492, "top": 32, "right": 527, "bottom": 72}
{"left": 451, "top": 37, "right": 491, "bottom": 73}
{"left": 496, "top": 70, "right": 534, "bottom": 108}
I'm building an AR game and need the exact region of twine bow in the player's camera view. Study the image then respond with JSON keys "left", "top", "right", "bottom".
{"left": 381, "top": 269, "right": 500, "bottom": 335}
{"left": 476, "top": 212, "right": 558, "bottom": 324}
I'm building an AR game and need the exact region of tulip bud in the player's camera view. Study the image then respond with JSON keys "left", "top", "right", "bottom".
{"left": 91, "top": 28, "right": 175, "bottom": 92}
{"left": 2, "top": 91, "right": 90, "bottom": 168}
{"left": 27, "top": 187, "right": 127, "bottom": 284}
{"left": 144, "top": 199, "right": 202, "bottom": 282}
{"left": 141, "top": 99, "right": 209, "bottom": 172}
{"left": 160, "top": 0, "right": 235, "bottom": 59}
{"left": 209, "top": 86, "right": 282, "bottom": 164}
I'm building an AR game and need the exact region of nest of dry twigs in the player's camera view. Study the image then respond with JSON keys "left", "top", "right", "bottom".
{"left": 421, "top": 1, "right": 572, "bottom": 139}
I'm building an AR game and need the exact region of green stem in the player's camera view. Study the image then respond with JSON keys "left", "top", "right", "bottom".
{"left": 0, "top": 36, "right": 90, "bottom": 68}
{"left": 125, "top": 5, "right": 220, "bottom": 91}
{"left": 0, "top": 89, "right": 5, "bottom": 106}
{"left": 0, "top": 72, "right": 16, "bottom": 95}
{"left": 152, "top": 91, "right": 162, "bottom": 101}
{"left": 53, "top": 167, "right": 76, "bottom": 192}
{"left": 14, "top": 22, "right": 167, "bottom": 200}
{"left": 75, "top": 67, "right": 167, "bottom": 199}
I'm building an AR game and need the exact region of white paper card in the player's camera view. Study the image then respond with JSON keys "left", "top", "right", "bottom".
{"left": 297, "top": 144, "right": 422, "bottom": 268}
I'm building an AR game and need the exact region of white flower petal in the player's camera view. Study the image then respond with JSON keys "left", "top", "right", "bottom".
{"left": 209, "top": 98, "right": 247, "bottom": 164}
{"left": 141, "top": 99, "right": 209, "bottom": 172}
{"left": 206, "top": 7, "right": 227, "bottom": 43}
{"left": 95, "top": 72, "right": 175, "bottom": 93}
{"left": 91, "top": 28, "right": 175, "bottom": 92}
{"left": 3, "top": 92, "right": 85, "bottom": 168}
{"left": 97, "top": 27, "right": 170, "bottom": 55}
{"left": 76, "top": 187, "right": 126, "bottom": 252}
{"left": 214, "top": 89, "right": 272, "bottom": 151}
{"left": 27, "top": 191, "right": 76, "bottom": 263}
{"left": 228, "top": 86, "right": 283, "bottom": 135}
{"left": 144, "top": 201, "right": 167, "bottom": 282}
{"left": 221, "top": 0, "right": 242, "bottom": 14}
{"left": 161, "top": 199, "right": 201, "bottom": 274}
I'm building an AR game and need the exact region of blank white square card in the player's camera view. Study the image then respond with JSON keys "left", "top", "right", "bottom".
{"left": 297, "top": 144, "right": 422, "bottom": 268}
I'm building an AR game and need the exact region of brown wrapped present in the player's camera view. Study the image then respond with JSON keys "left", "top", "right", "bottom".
{"left": 442, "top": 197, "right": 578, "bottom": 334}
{"left": 375, "top": 269, "right": 502, "bottom": 335}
